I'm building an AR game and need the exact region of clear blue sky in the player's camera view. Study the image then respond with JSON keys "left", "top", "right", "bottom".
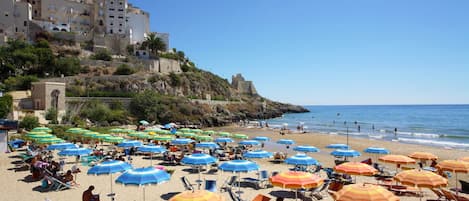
{"left": 129, "top": 0, "right": 469, "bottom": 105}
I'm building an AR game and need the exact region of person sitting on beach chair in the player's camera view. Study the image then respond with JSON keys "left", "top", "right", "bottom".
{"left": 273, "top": 152, "right": 286, "bottom": 161}
{"left": 61, "top": 170, "right": 77, "bottom": 186}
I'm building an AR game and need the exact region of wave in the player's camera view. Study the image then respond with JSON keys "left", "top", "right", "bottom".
{"left": 397, "top": 137, "right": 469, "bottom": 149}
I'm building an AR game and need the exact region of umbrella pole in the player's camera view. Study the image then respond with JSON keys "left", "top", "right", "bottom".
{"left": 150, "top": 153, "right": 153, "bottom": 166}
{"left": 198, "top": 166, "right": 201, "bottom": 190}
{"left": 143, "top": 186, "right": 145, "bottom": 201}
{"left": 238, "top": 172, "right": 242, "bottom": 199}
{"left": 110, "top": 174, "right": 113, "bottom": 193}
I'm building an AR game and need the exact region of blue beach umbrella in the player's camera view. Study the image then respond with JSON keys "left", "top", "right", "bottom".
{"left": 58, "top": 148, "right": 92, "bottom": 156}
{"left": 214, "top": 137, "right": 234, "bottom": 143}
{"left": 87, "top": 160, "right": 132, "bottom": 195}
{"left": 253, "top": 136, "right": 270, "bottom": 142}
{"left": 219, "top": 160, "right": 260, "bottom": 197}
{"left": 117, "top": 140, "right": 143, "bottom": 148}
{"left": 239, "top": 140, "right": 261, "bottom": 146}
{"left": 243, "top": 150, "right": 273, "bottom": 159}
{"left": 138, "top": 145, "right": 168, "bottom": 165}
{"left": 293, "top": 145, "right": 320, "bottom": 153}
{"left": 171, "top": 138, "right": 194, "bottom": 145}
{"left": 195, "top": 142, "right": 219, "bottom": 149}
{"left": 326, "top": 143, "right": 350, "bottom": 149}
{"left": 331, "top": 149, "right": 361, "bottom": 158}
{"left": 364, "top": 147, "right": 390, "bottom": 154}
{"left": 277, "top": 139, "right": 295, "bottom": 145}
{"left": 285, "top": 154, "right": 320, "bottom": 166}
{"left": 181, "top": 153, "right": 218, "bottom": 185}
{"left": 47, "top": 142, "right": 78, "bottom": 150}
{"left": 115, "top": 167, "right": 171, "bottom": 201}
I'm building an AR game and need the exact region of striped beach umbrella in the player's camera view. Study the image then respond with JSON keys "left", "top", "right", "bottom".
{"left": 334, "top": 183, "right": 399, "bottom": 201}
{"left": 191, "top": 129, "right": 203, "bottom": 134}
{"left": 182, "top": 153, "right": 218, "bottom": 187}
{"left": 32, "top": 127, "right": 52, "bottom": 133}
{"left": 36, "top": 137, "right": 64, "bottom": 144}
{"left": 47, "top": 143, "right": 78, "bottom": 150}
{"left": 334, "top": 162, "right": 378, "bottom": 176}
{"left": 202, "top": 130, "right": 216, "bottom": 135}
{"left": 285, "top": 154, "right": 319, "bottom": 166}
{"left": 243, "top": 150, "right": 273, "bottom": 159}
{"left": 459, "top": 157, "right": 469, "bottom": 163}
{"left": 138, "top": 145, "right": 167, "bottom": 165}
{"left": 293, "top": 146, "right": 320, "bottom": 153}
{"left": 331, "top": 149, "right": 361, "bottom": 158}
{"left": 408, "top": 152, "right": 438, "bottom": 161}
{"left": 233, "top": 134, "right": 248, "bottom": 139}
{"left": 326, "top": 144, "right": 349, "bottom": 149}
{"left": 379, "top": 155, "right": 416, "bottom": 165}
{"left": 195, "top": 142, "right": 219, "bottom": 149}
{"left": 181, "top": 133, "right": 197, "bottom": 138}
{"left": 93, "top": 134, "right": 111, "bottom": 140}
{"left": 171, "top": 138, "right": 194, "bottom": 145}
{"left": 82, "top": 131, "right": 100, "bottom": 138}
{"left": 394, "top": 169, "right": 447, "bottom": 188}
{"left": 27, "top": 133, "right": 54, "bottom": 140}
{"left": 219, "top": 160, "right": 259, "bottom": 198}
{"left": 117, "top": 140, "right": 143, "bottom": 148}
{"left": 239, "top": 140, "right": 260, "bottom": 146}
{"left": 214, "top": 138, "right": 234, "bottom": 143}
{"left": 270, "top": 171, "right": 324, "bottom": 200}
{"left": 277, "top": 139, "right": 295, "bottom": 145}
{"left": 116, "top": 167, "right": 170, "bottom": 201}
{"left": 66, "top": 128, "right": 85, "bottom": 133}
{"left": 252, "top": 136, "right": 270, "bottom": 142}
{"left": 152, "top": 135, "right": 174, "bottom": 142}
{"left": 180, "top": 128, "right": 191, "bottom": 132}
{"left": 109, "top": 128, "right": 124, "bottom": 133}
{"left": 436, "top": 160, "right": 469, "bottom": 190}
{"left": 58, "top": 148, "right": 92, "bottom": 156}
{"left": 157, "top": 130, "right": 172, "bottom": 135}
{"left": 88, "top": 160, "right": 132, "bottom": 195}
{"left": 364, "top": 147, "right": 390, "bottom": 155}
{"left": 169, "top": 190, "right": 225, "bottom": 201}
{"left": 217, "top": 132, "right": 231, "bottom": 137}
{"left": 196, "top": 135, "right": 213, "bottom": 142}
{"left": 103, "top": 136, "right": 125, "bottom": 143}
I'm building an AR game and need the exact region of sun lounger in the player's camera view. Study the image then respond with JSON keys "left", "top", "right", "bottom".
{"left": 45, "top": 175, "right": 75, "bottom": 191}
{"left": 228, "top": 188, "right": 244, "bottom": 201}
{"left": 205, "top": 180, "right": 217, "bottom": 192}
{"left": 389, "top": 185, "right": 422, "bottom": 197}
{"left": 181, "top": 176, "right": 194, "bottom": 191}
{"left": 252, "top": 194, "right": 271, "bottom": 201}
{"left": 442, "top": 189, "right": 469, "bottom": 201}
{"left": 428, "top": 188, "right": 446, "bottom": 201}
{"left": 242, "top": 170, "right": 269, "bottom": 189}
{"left": 221, "top": 176, "right": 238, "bottom": 192}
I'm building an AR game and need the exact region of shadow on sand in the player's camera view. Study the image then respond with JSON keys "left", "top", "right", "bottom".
{"left": 161, "top": 192, "right": 180, "bottom": 200}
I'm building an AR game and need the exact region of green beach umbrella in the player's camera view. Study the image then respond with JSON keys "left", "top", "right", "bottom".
{"left": 156, "top": 130, "right": 171, "bottom": 135}
{"left": 109, "top": 128, "right": 124, "bottom": 133}
{"left": 152, "top": 135, "right": 174, "bottom": 142}
{"left": 233, "top": 134, "right": 249, "bottom": 139}
{"left": 27, "top": 133, "right": 55, "bottom": 139}
{"left": 202, "top": 130, "right": 216, "bottom": 135}
{"left": 128, "top": 132, "right": 150, "bottom": 139}
{"left": 66, "top": 128, "right": 83, "bottom": 133}
{"left": 82, "top": 132, "right": 100, "bottom": 138}
{"left": 27, "top": 131, "right": 48, "bottom": 135}
{"left": 182, "top": 133, "right": 197, "bottom": 138}
{"left": 191, "top": 129, "right": 203, "bottom": 134}
{"left": 196, "top": 135, "right": 213, "bottom": 142}
{"left": 180, "top": 128, "right": 191, "bottom": 132}
{"left": 37, "top": 138, "right": 64, "bottom": 144}
{"left": 32, "top": 127, "right": 52, "bottom": 133}
{"left": 93, "top": 134, "right": 111, "bottom": 140}
{"left": 217, "top": 132, "right": 231, "bottom": 137}
{"left": 144, "top": 128, "right": 160, "bottom": 133}
{"left": 175, "top": 131, "right": 184, "bottom": 136}
{"left": 103, "top": 136, "right": 125, "bottom": 143}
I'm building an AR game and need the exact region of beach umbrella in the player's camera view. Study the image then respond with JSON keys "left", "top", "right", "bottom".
{"left": 214, "top": 137, "right": 234, "bottom": 143}
{"left": 180, "top": 128, "right": 191, "bottom": 132}
{"left": 169, "top": 190, "right": 225, "bottom": 201}
{"left": 152, "top": 135, "right": 174, "bottom": 142}
{"left": 408, "top": 152, "right": 438, "bottom": 161}
{"left": 459, "top": 157, "right": 469, "bottom": 162}
{"left": 436, "top": 160, "right": 469, "bottom": 191}
{"left": 26, "top": 133, "right": 54, "bottom": 139}
{"left": 26, "top": 131, "right": 48, "bottom": 135}
{"left": 82, "top": 131, "right": 100, "bottom": 138}
{"left": 36, "top": 137, "right": 64, "bottom": 144}
{"left": 182, "top": 132, "right": 198, "bottom": 138}
{"left": 239, "top": 140, "right": 260, "bottom": 146}
{"left": 285, "top": 154, "right": 320, "bottom": 166}
{"left": 117, "top": 140, "right": 143, "bottom": 148}
{"left": 88, "top": 160, "right": 132, "bottom": 196}
{"left": 109, "top": 128, "right": 124, "bottom": 133}
{"left": 217, "top": 132, "right": 231, "bottom": 137}
{"left": 364, "top": 147, "right": 390, "bottom": 155}
{"left": 93, "top": 134, "right": 111, "bottom": 140}
{"left": 334, "top": 183, "right": 399, "bottom": 201}
{"left": 32, "top": 126, "right": 52, "bottom": 133}
{"left": 277, "top": 139, "right": 295, "bottom": 145}
{"left": 195, "top": 142, "right": 219, "bottom": 149}
{"left": 232, "top": 134, "right": 248, "bottom": 139}
{"left": 157, "top": 130, "right": 172, "bottom": 135}
{"left": 104, "top": 136, "right": 125, "bottom": 143}
{"left": 253, "top": 136, "right": 270, "bottom": 142}
{"left": 293, "top": 146, "right": 320, "bottom": 153}
{"left": 270, "top": 171, "right": 324, "bottom": 200}
{"left": 66, "top": 128, "right": 84, "bottom": 134}
{"left": 394, "top": 169, "right": 447, "bottom": 189}
{"left": 171, "top": 138, "right": 194, "bottom": 145}
{"left": 243, "top": 150, "right": 273, "bottom": 159}
{"left": 334, "top": 162, "right": 378, "bottom": 176}
{"left": 196, "top": 135, "right": 212, "bottom": 142}
{"left": 139, "top": 120, "right": 150, "bottom": 125}
{"left": 331, "top": 149, "right": 361, "bottom": 158}
{"left": 116, "top": 167, "right": 170, "bottom": 201}
{"left": 58, "top": 148, "right": 92, "bottom": 156}
{"left": 326, "top": 144, "right": 349, "bottom": 149}
{"left": 182, "top": 153, "right": 218, "bottom": 189}
{"left": 202, "top": 130, "right": 216, "bottom": 135}
{"left": 219, "top": 160, "right": 259, "bottom": 197}
{"left": 138, "top": 145, "right": 167, "bottom": 165}
{"left": 192, "top": 129, "right": 203, "bottom": 134}
{"left": 379, "top": 155, "right": 416, "bottom": 165}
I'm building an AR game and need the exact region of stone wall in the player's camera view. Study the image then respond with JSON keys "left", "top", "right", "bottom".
{"left": 231, "top": 74, "right": 257, "bottom": 95}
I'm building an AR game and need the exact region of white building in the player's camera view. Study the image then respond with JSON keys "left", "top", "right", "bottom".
{"left": 105, "top": 0, "right": 127, "bottom": 35}
{"left": 40, "top": 0, "right": 93, "bottom": 34}
{"left": 0, "top": 0, "right": 32, "bottom": 43}
{"left": 127, "top": 4, "right": 149, "bottom": 44}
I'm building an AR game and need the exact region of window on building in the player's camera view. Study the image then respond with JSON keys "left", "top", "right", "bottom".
{"left": 15, "top": 27, "right": 18, "bottom": 32}
{"left": 24, "top": 21, "right": 27, "bottom": 26}
{"left": 118, "top": 29, "right": 122, "bottom": 32}
{"left": 109, "top": 8, "right": 114, "bottom": 11}
{"left": 110, "top": 1, "right": 114, "bottom": 4}
{"left": 119, "top": 23, "right": 122, "bottom": 26}
{"left": 110, "top": 29, "right": 113, "bottom": 34}
{"left": 118, "top": 9, "right": 124, "bottom": 11}
{"left": 109, "top": 15, "right": 114, "bottom": 18}
{"left": 99, "top": 20, "right": 103, "bottom": 26}
{"left": 32, "top": 1, "right": 36, "bottom": 4}
{"left": 118, "top": 16, "right": 123, "bottom": 19}
{"left": 5, "top": 12, "right": 9, "bottom": 17}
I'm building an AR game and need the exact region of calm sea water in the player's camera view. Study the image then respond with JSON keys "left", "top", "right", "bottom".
{"left": 266, "top": 105, "right": 469, "bottom": 150}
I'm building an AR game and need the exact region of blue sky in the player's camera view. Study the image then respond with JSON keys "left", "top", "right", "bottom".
{"left": 129, "top": 0, "right": 469, "bottom": 105}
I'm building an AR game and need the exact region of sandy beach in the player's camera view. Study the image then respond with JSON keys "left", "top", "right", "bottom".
{"left": 1, "top": 125, "right": 468, "bottom": 201}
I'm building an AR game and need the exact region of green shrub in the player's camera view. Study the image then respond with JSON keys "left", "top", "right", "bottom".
{"left": 54, "top": 57, "right": 81, "bottom": 76}
{"left": 45, "top": 108, "right": 58, "bottom": 122}
{"left": 3, "top": 75, "right": 39, "bottom": 91}
{"left": 114, "top": 64, "right": 136, "bottom": 75}
{"left": 91, "top": 50, "right": 112, "bottom": 61}
{"left": 0, "top": 94, "right": 13, "bottom": 118}
{"left": 169, "top": 72, "right": 181, "bottom": 86}
{"left": 19, "top": 115, "right": 39, "bottom": 130}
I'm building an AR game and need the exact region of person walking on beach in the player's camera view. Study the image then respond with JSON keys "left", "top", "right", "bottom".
{"left": 357, "top": 125, "right": 361, "bottom": 133}
{"left": 394, "top": 128, "right": 398, "bottom": 137}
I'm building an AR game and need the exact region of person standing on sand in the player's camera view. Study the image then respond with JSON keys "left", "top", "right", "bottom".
{"left": 358, "top": 125, "right": 361, "bottom": 133}
{"left": 394, "top": 128, "right": 398, "bottom": 137}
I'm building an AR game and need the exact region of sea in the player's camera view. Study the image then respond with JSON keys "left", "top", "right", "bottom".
{"left": 266, "top": 105, "right": 469, "bottom": 150}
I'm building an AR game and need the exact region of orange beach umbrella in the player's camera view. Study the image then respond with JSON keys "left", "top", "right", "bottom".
{"left": 333, "top": 183, "right": 399, "bottom": 201}
{"left": 334, "top": 162, "right": 378, "bottom": 176}
{"left": 169, "top": 190, "right": 225, "bottom": 201}
{"left": 394, "top": 169, "right": 447, "bottom": 188}
{"left": 459, "top": 157, "right": 469, "bottom": 163}
{"left": 270, "top": 171, "right": 324, "bottom": 189}
{"left": 436, "top": 160, "right": 469, "bottom": 173}
{"left": 379, "top": 155, "right": 416, "bottom": 165}
{"left": 408, "top": 152, "right": 438, "bottom": 161}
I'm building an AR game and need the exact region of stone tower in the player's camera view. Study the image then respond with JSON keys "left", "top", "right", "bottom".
{"left": 231, "top": 74, "right": 257, "bottom": 95}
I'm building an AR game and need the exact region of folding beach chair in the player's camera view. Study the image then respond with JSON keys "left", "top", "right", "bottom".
{"left": 180, "top": 176, "right": 194, "bottom": 191}
{"left": 205, "top": 180, "right": 217, "bottom": 192}
{"left": 46, "top": 176, "right": 75, "bottom": 191}
{"left": 221, "top": 175, "right": 238, "bottom": 192}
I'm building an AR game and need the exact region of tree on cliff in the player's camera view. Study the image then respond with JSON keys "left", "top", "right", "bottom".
{"left": 142, "top": 33, "right": 167, "bottom": 56}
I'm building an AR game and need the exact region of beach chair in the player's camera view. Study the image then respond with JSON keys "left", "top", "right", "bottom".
{"left": 252, "top": 194, "right": 271, "bottom": 201}
{"left": 221, "top": 176, "right": 238, "bottom": 192}
{"left": 243, "top": 170, "right": 269, "bottom": 189}
{"left": 311, "top": 179, "right": 331, "bottom": 199}
{"left": 46, "top": 176, "right": 75, "bottom": 191}
{"left": 428, "top": 188, "right": 446, "bottom": 201}
{"left": 228, "top": 188, "right": 244, "bottom": 201}
{"left": 181, "top": 176, "right": 194, "bottom": 191}
{"left": 205, "top": 180, "right": 217, "bottom": 192}
{"left": 442, "top": 189, "right": 469, "bottom": 201}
